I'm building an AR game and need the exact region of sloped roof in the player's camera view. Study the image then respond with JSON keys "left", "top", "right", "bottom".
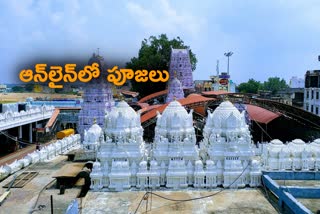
{"left": 141, "top": 94, "right": 215, "bottom": 123}
{"left": 138, "top": 90, "right": 168, "bottom": 103}
{"left": 201, "top": 90, "right": 231, "bottom": 96}
{"left": 246, "top": 104, "right": 281, "bottom": 124}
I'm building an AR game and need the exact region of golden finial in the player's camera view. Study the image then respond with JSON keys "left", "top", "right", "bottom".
{"left": 174, "top": 71, "right": 177, "bottom": 78}
{"left": 93, "top": 118, "right": 97, "bottom": 124}
{"left": 173, "top": 96, "right": 176, "bottom": 101}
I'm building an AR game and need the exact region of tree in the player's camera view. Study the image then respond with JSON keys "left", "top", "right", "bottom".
{"left": 237, "top": 79, "right": 262, "bottom": 94}
{"left": 11, "top": 86, "right": 24, "bottom": 92}
{"left": 262, "top": 77, "right": 289, "bottom": 95}
{"left": 25, "top": 83, "right": 34, "bottom": 92}
{"left": 126, "top": 34, "right": 197, "bottom": 98}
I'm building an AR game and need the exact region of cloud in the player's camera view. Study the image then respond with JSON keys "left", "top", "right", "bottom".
{"left": 126, "top": 0, "right": 206, "bottom": 39}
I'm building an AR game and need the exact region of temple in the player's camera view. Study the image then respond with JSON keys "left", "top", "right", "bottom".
{"left": 201, "top": 101, "right": 261, "bottom": 187}
{"left": 168, "top": 48, "right": 194, "bottom": 89}
{"left": 166, "top": 72, "right": 185, "bottom": 103}
{"left": 88, "top": 100, "right": 263, "bottom": 190}
{"left": 78, "top": 53, "right": 114, "bottom": 139}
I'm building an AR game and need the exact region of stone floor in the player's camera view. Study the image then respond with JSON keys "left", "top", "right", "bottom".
{"left": 82, "top": 189, "right": 278, "bottom": 214}
{"left": 0, "top": 155, "right": 80, "bottom": 214}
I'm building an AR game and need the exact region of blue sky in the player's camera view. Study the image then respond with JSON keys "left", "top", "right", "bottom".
{"left": 0, "top": 0, "right": 320, "bottom": 84}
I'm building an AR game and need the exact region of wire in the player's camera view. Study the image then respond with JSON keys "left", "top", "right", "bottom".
{"left": 133, "top": 162, "right": 250, "bottom": 213}
{"left": 0, "top": 131, "right": 35, "bottom": 145}
{"left": 29, "top": 179, "right": 56, "bottom": 214}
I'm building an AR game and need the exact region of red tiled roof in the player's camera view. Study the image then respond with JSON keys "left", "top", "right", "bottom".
{"left": 140, "top": 104, "right": 163, "bottom": 114}
{"left": 141, "top": 95, "right": 215, "bottom": 123}
{"left": 201, "top": 90, "right": 231, "bottom": 96}
{"left": 138, "top": 90, "right": 168, "bottom": 103}
{"left": 246, "top": 104, "right": 281, "bottom": 124}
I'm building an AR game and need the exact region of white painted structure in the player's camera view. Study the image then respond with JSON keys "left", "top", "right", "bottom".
{"left": 89, "top": 99, "right": 320, "bottom": 191}
{"left": 201, "top": 101, "right": 261, "bottom": 187}
{"left": 304, "top": 87, "right": 320, "bottom": 116}
{"left": 0, "top": 105, "right": 55, "bottom": 131}
{"left": 262, "top": 138, "right": 320, "bottom": 171}
{"left": 90, "top": 100, "right": 262, "bottom": 190}
{"left": 289, "top": 76, "right": 304, "bottom": 88}
{"left": 0, "top": 134, "right": 80, "bottom": 180}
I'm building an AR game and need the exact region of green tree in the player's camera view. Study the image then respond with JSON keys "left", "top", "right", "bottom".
{"left": 126, "top": 34, "right": 197, "bottom": 98}
{"left": 25, "top": 83, "right": 34, "bottom": 92}
{"left": 262, "top": 77, "right": 289, "bottom": 95}
{"left": 11, "top": 86, "right": 24, "bottom": 92}
{"left": 237, "top": 79, "right": 262, "bottom": 94}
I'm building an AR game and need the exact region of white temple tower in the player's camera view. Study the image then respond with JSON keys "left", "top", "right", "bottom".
{"left": 152, "top": 100, "right": 199, "bottom": 188}
{"left": 201, "top": 101, "right": 261, "bottom": 187}
{"left": 90, "top": 101, "right": 146, "bottom": 190}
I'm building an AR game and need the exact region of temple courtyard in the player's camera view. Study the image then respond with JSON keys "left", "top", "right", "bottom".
{"left": 0, "top": 153, "right": 279, "bottom": 214}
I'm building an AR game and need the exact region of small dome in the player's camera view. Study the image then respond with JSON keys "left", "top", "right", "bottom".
{"left": 292, "top": 139, "right": 305, "bottom": 145}
{"left": 195, "top": 160, "right": 203, "bottom": 166}
{"left": 139, "top": 160, "right": 147, "bottom": 167}
{"left": 313, "top": 139, "right": 320, "bottom": 144}
{"left": 211, "top": 101, "right": 242, "bottom": 124}
{"left": 206, "top": 160, "right": 214, "bottom": 166}
{"left": 270, "top": 139, "right": 283, "bottom": 145}
{"left": 93, "top": 161, "right": 101, "bottom": 169}
{"left": 88, "top": 123, "right": 102, "bottom": 134}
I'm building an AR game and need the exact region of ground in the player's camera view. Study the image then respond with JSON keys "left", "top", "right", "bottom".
{"left": 0, "top": 156, "right": 80, "bottom": 214}
{"left": 82, "top": 189, "right": 278, "bottom": 214}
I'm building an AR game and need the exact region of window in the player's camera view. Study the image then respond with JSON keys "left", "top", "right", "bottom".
{"left": 311, "top": 105, "right": 314, "bottom": 113}
{"left": 316, "top": 107, "right": 319, "bottom": 115}
{"left": 306, "top": 91, "right": 309, "bottom": 99}
{"left": 312, "top": 90, "right": 314, "bottom": 99}
{"left": 317, "top": 92, "right": 319, "bottom": 100}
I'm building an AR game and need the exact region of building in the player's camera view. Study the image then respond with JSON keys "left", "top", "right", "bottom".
{"left": 88, "top": 100, "right": 262, "bottom": 190}
{"left": 166, "top": 72, "right": 184, "bottom": 103}
{"left": 304, "top": 70, "right": 320, "bottom": 115}
{"left": 168, "top": 48, "right": 194, "bottom": 89}
{"left": 289, "top": 76, "right": 304, "bottom": 88}
{"left": 78, "top": 53, "right": 114, "bottom": 138}
{"left": 0, "top": 84, "right": 7, "bottom": 93}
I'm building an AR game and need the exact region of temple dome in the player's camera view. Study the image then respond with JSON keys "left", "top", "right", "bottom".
{"left": 210, "top": 101, "right": 242, "bottom": 127}
{"left": 204, "top": 101, "right": 249, "bottom": 141}
{"left": 270, "top": 139, "right": 283, "bottom": 146}
{"left": 105, "top": 101, "right": 143, "bottom": 136}
{"left": 156, "top": 100, "right": 192, "bottom": 130}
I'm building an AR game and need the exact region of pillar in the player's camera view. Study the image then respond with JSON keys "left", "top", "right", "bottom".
{"left": 29, "top": 123, "right": 33, "bottom": 143}
{"left": 18, "top": 126, "right": 22, "bottom": 139}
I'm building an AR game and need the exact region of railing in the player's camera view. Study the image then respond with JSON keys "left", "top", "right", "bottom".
{"left": 0, "top": 106, "right": 55, "bottom": 131}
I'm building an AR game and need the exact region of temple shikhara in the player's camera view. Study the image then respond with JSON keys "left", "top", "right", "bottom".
{"left": 78, "top": 53, "right": 114, "bottom": 139}
{"left": 169, "top": 48, "right": 194, "bottom": 89}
